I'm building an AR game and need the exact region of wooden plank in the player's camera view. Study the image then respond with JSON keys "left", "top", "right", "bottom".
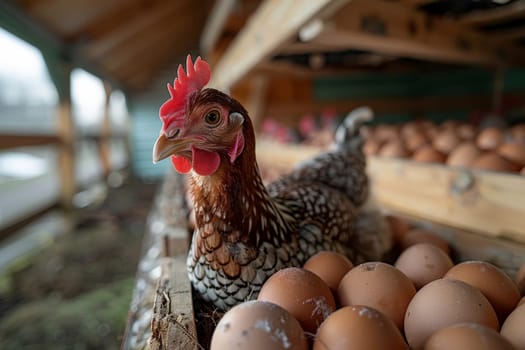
{"left": 309, "top": 0, "right": 515, "bottom": 66}
{"left": 367, "top": 157, "right": 525, "bottom": 243}
{"left": 148, "top": 256, "right": 198, "bottom": 350}
{"left": 209, "top": 0, "right": 350, "bottom": 90}
{"left": 461, "top": 0, "right": 525, "bottom": 26}
{"left": 200, "top": 0, "right": 236, "bottom": 56}
{"left": 491, "top": 26, "right": 525, "bottom": 42}
{"left": 0, "top": 134, "right": 60, "bottom": 150}
{"left": 81, "top": 1, "right": 185, "bottom": 60}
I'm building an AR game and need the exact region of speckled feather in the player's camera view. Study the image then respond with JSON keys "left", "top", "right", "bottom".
{"left": 183, "top": 91, "right": 390, "bottom": 310}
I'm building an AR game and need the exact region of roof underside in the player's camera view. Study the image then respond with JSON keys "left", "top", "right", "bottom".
{"left": 1, "top": 0, "right": 524, "bottom": 94}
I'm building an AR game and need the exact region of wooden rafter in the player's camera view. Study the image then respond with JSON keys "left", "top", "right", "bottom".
{"left": 293, "top": 0, "right": 520, "bottom": 66}
{"left": 209, "top": 0, "right": 351, "bottom": 90}
{"left": 461, "top": 0, "right": 525, "bottom": 26}
{"left": 200, "top": 0, "right": 236, "bottom": 56}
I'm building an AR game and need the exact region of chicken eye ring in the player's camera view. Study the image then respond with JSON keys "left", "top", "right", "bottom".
{"left": 205, "top": 109, "right": 221, "bottom": 127}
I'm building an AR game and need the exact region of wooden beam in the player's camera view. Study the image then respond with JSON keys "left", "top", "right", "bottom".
{"left": 461, "top": 0, "right": 525, "bottom": 26}
{"left": 81, "top": 1, "right": 184, "bottom": 60}
{"left": 209, "top": 0, "right": 351, "bottom": 91}
{"left": 303, "top": 0, "right": 517, "bottom": 66}
{"left": 0, "top": 135, "right": 60, "bottom": 150}
{"left": 200, "top": 0, "right": 236, "bottom": 57}
{"left": 490, "top": 26, "right": 525, "bottom": 43}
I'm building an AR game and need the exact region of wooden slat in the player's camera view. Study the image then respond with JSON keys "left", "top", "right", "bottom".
{"left": 368, "top": 157, "right": 525, "bottom": 243}
{"left": 209, "top": 0, "right": 350, "bottom": 90}
{"left": 491, "top": 26, "right": 525, "bottom": 42}
{"left": 0, "top": 134, "right": 60, "bottom": 150}
{"left": 200, "top": 0, "right": 236, "bottom": 56}
{"left": 149, "top": 256, "right": 198, "bottom": 350}
{"left": 461, "top": 0, "right": 525, "bottom": 26}
{"left": 309, "top": 0, "right": 515, "bottom": 66}
{"left": 81, "top": 1, "right": 184, "bottom": 60}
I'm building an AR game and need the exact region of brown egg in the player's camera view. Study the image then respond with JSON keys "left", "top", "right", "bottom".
{"left": 444, "top": 261, "right": 521, "bottom": 322}
{"left": 363, "top": 138, "right": 383, "bottom": 156}
{"left": 433, "top": 130, "right": 461, "bottom": 154}
{"left": 477, "top": 127, "right": 504, "bottom": 150}
{"left": 472, "top": 152, "right": 521, "bottom": 173}
{"left": 498, "top": 142, "right": 525, "bottom": 167}
{"left": 338, "top": 261, "right": 416, "bottom": 329}
{"left": 386, "top": 215, "right": 412, "bottom": 244}
{"left": 395, "top": 243, "right": 454, "bottom": 289}
{"left": 412, "top": 145, "right": 446, "bottom": 163}
{"left": 446, "top": 141, "right": 481, "bottom": 168}
{"left": 457, "top": 124, "right": 476, "bottom": 140}
{"left": 424, "top": 323, "right": 515, "bottom": 350}
{"left": 515, "top": 263, "right": 525, "bottom": 296}
{"left": 511, "top": 124, "right": 525, "bottom": 144}
{"left": 379, "top": 140, "right": 409, "bottom": 158}
{"left": 375, "top": 124, "right": 399, "bottom": 142}
{"left": 303, "top": 251, "right": 353, "bottom": 293}
{"left": 210, "top": 300, "right": 308, "bottom": 350}
{"left": 404, "top": 132, "right": 428, "bottom": 153}
{"left": 401, "top": 228, "right": 450, "bottom": 255}
{"left": 501, "top": 304, "right": 525, "bottom": 350}
{"left": 401, "top": 122, "right": 423, "bottom": 138}
{"left": 313, "top": 305, "right": 407, "bottom": 350}
{"left": 257, "top": 267, "right": 335, "bottom": 334}
{"left": 404, "top": 279, "right": 499, "bottom": 350}
{"left": 519, "top": 296, "right": 525, "bottom": 307}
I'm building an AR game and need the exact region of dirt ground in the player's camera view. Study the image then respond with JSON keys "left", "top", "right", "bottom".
{"left": 0, "top": 176, "right": 158, "bottom": 350}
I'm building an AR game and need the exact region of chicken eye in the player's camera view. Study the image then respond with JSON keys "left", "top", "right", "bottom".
{"left": 205, "top": 110, "right": 221, "bottom": 126}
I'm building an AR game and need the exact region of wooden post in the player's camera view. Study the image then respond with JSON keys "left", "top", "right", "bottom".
{"left": 100, "top": 82, "right": 113, "bottom": 179}
{"left": 43, "top": 53, "right": 76, "bottom": 210}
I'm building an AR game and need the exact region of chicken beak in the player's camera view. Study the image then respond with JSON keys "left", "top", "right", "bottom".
{"left": 152, "top": 133, "right": 193, "bottom": 163}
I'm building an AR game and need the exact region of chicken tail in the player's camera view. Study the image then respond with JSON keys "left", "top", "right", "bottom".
{"left": 334, "top": 106, "right": 373, "bottom": 148}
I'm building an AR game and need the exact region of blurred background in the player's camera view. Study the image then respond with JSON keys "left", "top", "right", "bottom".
{"left": 1, "top": 0, "right": 525, "bottom": 349}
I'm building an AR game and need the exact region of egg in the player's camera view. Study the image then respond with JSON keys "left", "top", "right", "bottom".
{"left": 444, "top": 261, "right": 520, "bottom": 321}
{"left": 498, "top": 142, "right": 525, "bottom": 167}
{"left": 433, "top": 130, "right": 461, "bottom": 154}
{"left": 511, "top": 124, "right": 525, "bottom": 144}
{"left": 446, "top": 141, "right": 481, "bottom": 168}
{"left": 477, "top": 127, "right": 504, "bottom": 150}
{"left": 374, "top": 124, "right": 399, "bottom": 142}
{"left": 257, "top": 267, "right": 335, "bottom": 334}
{"left": 404, "top": 279, "right": 499, "bottom": 350}
{"left": 400, "top": 228, "right": 450, "bottom": 255}
{"left": 303, "top": 251, "right": 353, "bottom": 293}
{"left": 472, "top": 152, "right": 521, "bottom": 172}
{"left": 457, "top": 124, "right": 476, "bottom": 140}
{"left": 210, "top": 300, "right": 308, "bottom": 350}
{"left": 515, "top": 263, "right": 525, "bottom": 296}
{"left": 379, "top": 140, "right": 409, "bottom": 158}
{"left": 404, "top": 132, "right": 428, "bottom": 153}
{"left": 363, "top": 138, "right": 383, "bottom": 156}
{"left": 412, "top": 145, "right": 446, "bottom": 163}
{"left": 313, "top": 305, "right": 407, "bottom": 350}
{"left": 500, "top": 304, "right": 525, "bottom": 350}
{"left": 394, "top": 243, "right": 454, "bottom": 289}
{"left": 424, "top": 323, "right": 514, "bottom": 350}
{"left": 337, "top": 261, "right": 416, "bottom": 329}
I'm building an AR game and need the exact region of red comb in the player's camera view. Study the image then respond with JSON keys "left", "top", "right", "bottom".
{"left": 159, "top": 55, "right": 211, "bottom": 131}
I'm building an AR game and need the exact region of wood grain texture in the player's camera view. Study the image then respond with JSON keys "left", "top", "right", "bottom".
{"left": 368, "top": 157, "right": 525, "bottom": 243}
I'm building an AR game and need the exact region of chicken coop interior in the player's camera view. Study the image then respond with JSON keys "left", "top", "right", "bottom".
{"left": 1, "top": 0, "right": 525, "bottom": 349}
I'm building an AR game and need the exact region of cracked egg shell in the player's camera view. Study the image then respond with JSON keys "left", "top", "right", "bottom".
{"left": 210, "top": 300, "right": 308, "bottom": 350}
{"left": 257, "top": 267, "right": 336, "bottom": 334}
{"left": 313, "top": 305, "right": 408, "bottom": 350}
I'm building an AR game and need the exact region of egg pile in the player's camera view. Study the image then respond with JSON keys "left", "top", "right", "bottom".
{"left": 209, "top": 215, "right": 525, "bottom": 350}
{"left": 363, "top": 122, "right": 525, "bottom": 174}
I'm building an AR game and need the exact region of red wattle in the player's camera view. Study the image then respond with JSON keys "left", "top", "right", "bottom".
{"left": 171, "top": 155, "right": 192, "bottom": 174}
{"left": 192, "top": 147, "right": 221, "bottom": 176}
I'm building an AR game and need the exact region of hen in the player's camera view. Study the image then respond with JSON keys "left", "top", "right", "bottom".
{"left": 153, "top": 55, "right": 392, "bottom": 311}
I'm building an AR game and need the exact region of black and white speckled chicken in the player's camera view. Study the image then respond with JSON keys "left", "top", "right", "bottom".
{"left": 152, "top": 55, "right": 392, "bottom": 310}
